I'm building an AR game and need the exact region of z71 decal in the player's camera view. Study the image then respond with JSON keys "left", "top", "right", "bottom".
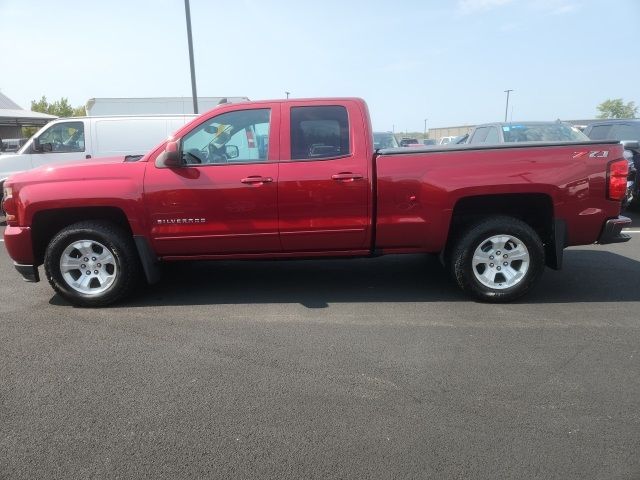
{"left": 572, "top": 150, "right": 609, "bottom": 159}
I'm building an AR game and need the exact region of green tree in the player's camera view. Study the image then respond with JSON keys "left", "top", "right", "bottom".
{"left": 30, "top": 95, "right": 85, "bottom": 117}
{"left": 596, "top": 98, "right": 638, "bottom": 119}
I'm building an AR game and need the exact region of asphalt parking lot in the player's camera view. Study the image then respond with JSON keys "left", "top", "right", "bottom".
{"left": 1, "top": 214, "right": 639, "bottom": 479}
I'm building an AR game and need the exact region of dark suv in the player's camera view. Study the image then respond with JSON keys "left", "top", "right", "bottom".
{"left": 584, "top": 119, "right": 640, "bottom": 210}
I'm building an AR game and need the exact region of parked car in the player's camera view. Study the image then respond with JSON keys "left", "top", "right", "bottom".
{"left": 0, "top": 138, "right": 28, "bottom": 153}
{"left": 465, "top": 121, "right": 588, "bottom": 145}
{"left": 438, "top": 136, "right": 456, "bottom": 145}
{"left": 422, "top": 139, "right": 436, "bottom": 146}
{"left": 583, "top": 120, "right": 640, "bottom": 210}
{"left": 2, "top": 97, "right": 630, "bottom": 307}
{"left": 399, "top": 137, "right": 419, "bottom": 147}
{"left": 373, "top": 131, "right": 399, "bottom": 149}
{"left": 451, "top": 134, "right": 469, "bottom": 145}
{"left": 0, "top": 114, "right": 198, "bottom": 204}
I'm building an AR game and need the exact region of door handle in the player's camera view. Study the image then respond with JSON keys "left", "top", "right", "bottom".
{"left": 241, "top": 176, "right": 273, "bottom": 184}
{"left": 85, "top": 154, "right": 92, "bottom": 159}
{"left": 331, "top": 172, "right": 363, "bottom": 182}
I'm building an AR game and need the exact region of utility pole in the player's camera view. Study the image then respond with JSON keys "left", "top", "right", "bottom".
{"left": 504, "top": 89, "right": 514, "bottom": 122}
{"left": 424, "top": 118, "right": 428, "bottom": 139}
{"left": 285, "top": 91, "right": 290, "bottom": 99}
{"left": 184, "top": 0, "right": 198, "bottom": 114}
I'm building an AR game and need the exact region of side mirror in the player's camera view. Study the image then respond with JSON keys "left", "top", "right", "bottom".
{"left": 225, "top": 145, "right": 239, "bottom": 159}
{"left": 621, "top": 140, "right": 640, "bottom": 151}
{"left": 155, "top": 140, "right": 182, "bottom": 168}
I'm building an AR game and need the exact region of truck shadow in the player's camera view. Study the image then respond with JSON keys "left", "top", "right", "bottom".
{"left": 49, "top": 248, "right": 640, "bottom": 308}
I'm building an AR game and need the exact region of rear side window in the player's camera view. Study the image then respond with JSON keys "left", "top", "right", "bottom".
{"left": 484, "top": 127, "right": 499, "bottom": 144}
{"left": 291, "top": 106, "right": 350, "bottom": 160}
{"left": 610, "top": 124, "right": 640, "bottom": 141}
{"left": 469, "top": 127, "right": 489, "bottom": 144}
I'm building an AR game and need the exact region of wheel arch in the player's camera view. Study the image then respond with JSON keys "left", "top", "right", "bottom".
{"left": 446, "top": 193, "right": 562, "bottom": 269}
{"left": 31, "top": 207, "right": 133, "bottom": 265}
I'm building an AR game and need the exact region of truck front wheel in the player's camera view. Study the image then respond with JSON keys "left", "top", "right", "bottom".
{"left": 450, "top": 216, "right": 545, "bottom": 303}
{"left": 44, "top": 221, "right": 140, "bottom": 307}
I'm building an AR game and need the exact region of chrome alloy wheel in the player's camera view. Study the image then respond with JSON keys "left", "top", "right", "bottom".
{"left": 471, "top": 234, "right": 530, "bottom": 290}
{"left": 59, "top": 240, "right": 118, "bottom": 295}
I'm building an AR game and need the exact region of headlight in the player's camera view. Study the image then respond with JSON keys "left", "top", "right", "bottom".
{"left": 3, "top": 185, "right": 12, "bottom": 199}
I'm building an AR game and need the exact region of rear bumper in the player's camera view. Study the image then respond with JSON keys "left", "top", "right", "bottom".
{"left": 597, "top": 216, "right": 632, "bottom": 244}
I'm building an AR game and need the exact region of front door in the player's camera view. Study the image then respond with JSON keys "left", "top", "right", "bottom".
{"left": 144, "top": 106, "right": 280, "bottom": 256}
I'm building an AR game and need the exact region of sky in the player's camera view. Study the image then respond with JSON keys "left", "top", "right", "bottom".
{"left": 0, "top": 0, "right": 638, "bottom": 132}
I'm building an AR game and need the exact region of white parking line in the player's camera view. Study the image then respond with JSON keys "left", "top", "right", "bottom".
{"left": 622, "top": 229, "right": 640, "bottom": 233}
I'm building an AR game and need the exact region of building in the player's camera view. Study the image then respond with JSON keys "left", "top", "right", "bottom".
{"left": 0, "top": 92, "right": 57, "bottom": 141}
{"left": 85, "top": 97, "right": 250, "bottom": 116}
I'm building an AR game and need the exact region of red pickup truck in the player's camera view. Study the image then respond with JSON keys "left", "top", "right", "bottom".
{"left": 2, "top": 98, "right": 631, "bottom": 306}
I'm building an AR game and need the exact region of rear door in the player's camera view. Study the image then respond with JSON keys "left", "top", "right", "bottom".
{"left": 277, "top": 101, "right": 371, "bottom": 252}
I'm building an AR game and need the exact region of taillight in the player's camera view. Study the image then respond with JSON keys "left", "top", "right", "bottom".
{"left": 607, "top": 159, "right": 629, "bottom": 202}
{"left": 2, "top": 185, "right": 17, "bottom": 225}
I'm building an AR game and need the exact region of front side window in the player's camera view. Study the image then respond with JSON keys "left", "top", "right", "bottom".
{"left": 37, "top": 121, "right": 85, "bottom": 153}
{"left": 586, "top": 125, "right": 612, "bottom": 140}
{"left": 181, "top": 109, "right": 270, "bottom": 165}
{"left": 291, "top": 106, "right": 350, "bottom": 160}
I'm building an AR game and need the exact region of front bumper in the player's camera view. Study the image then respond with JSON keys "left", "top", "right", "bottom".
{"left": 597, "top": 216, "right": 632, "bottom": 244}
{"left": 4, "top": 225, "right": 40, "bottom": 282}
{"left": 3, "top": 225, "right": 36, "bottom": 265}
{"left": 15, "top": 263, "right": 40, "bottom": 282}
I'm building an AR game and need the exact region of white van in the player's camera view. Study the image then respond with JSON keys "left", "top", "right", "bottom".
{"left": 0, "top": 114, "right": 197, "bottom": 187}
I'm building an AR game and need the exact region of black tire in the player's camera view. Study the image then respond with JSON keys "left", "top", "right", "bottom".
{"left": 44, "top": 221, "right": 140, "bottom": 307}
{"left": 449, "top": 216, "right": 545, "bottom": 303}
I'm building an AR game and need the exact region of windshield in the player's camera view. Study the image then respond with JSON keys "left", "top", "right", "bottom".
{"left": 502, "top": 123, "right": 588, "bottom": 142}
{"left": 373, "top": 132, "right": 398, "bottom": 149}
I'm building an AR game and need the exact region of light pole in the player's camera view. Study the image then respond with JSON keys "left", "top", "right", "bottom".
{"left": 285, "top": 91, "right": 290, "bottom": 99}
{"left": 504, "top": 89, "right": 513, "bottom": 122}
{"left": 424, "top": 118, "right": 428, "bottom": 139}
{"left": 184, "top": 0, "right": 198, "bottom": 114}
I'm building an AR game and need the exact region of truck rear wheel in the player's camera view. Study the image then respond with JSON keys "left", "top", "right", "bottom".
{"left": 44, "top": 221, "right": 140, "bottom": 307}
{"left": 450, "top": 216, "right": 545, "bottom": 302}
